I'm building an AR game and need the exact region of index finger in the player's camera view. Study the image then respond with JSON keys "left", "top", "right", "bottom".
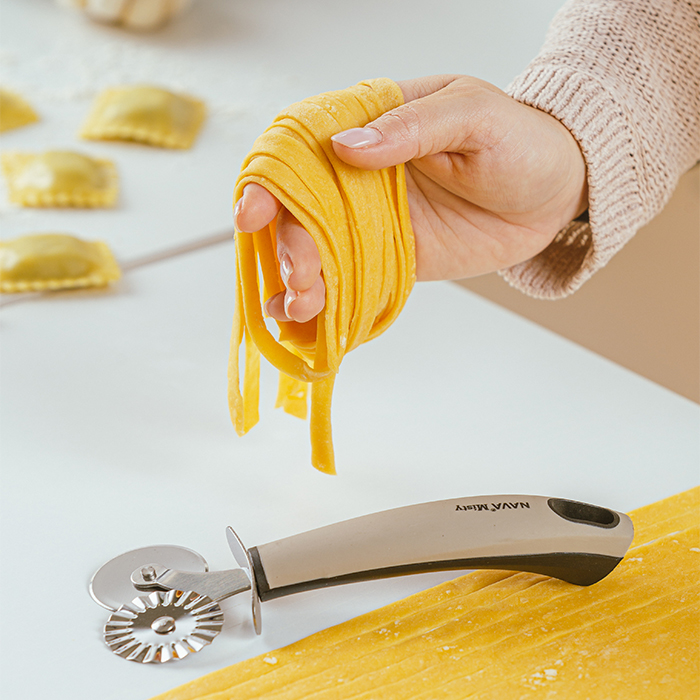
{"left": 235, "top": 183, "right": 282, "bottom": 233}
{"left": 396, "top": 75, "right": 463, "bottom": 103}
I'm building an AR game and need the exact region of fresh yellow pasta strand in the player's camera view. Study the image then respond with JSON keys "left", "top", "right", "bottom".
{"left": 242, "top": 327, "right": 260, "bottom": 434}
{"left": 275, "top": 340, "right": 311, "bottom": 421}
{"left": 227, "top": 263, "right": 246, "bottom": 435}
{"left": 255, "top": 222, "right": 284, "bottom": 302}
{"left": 275, "top": 372, "right": 308, "bottom": 420}
{"left": 379, "top": 166, "right": 413, "bottom": 339}
{"left": 279, "top": 322, "right": 318, "bottom": 357}
{"left": 236, "top": 168, "right": 345, "bottom": 373}
{"left": 236, "top": 230, "right": 329, "bottom": 383}
{"left": 230, "top": 253, "right": 262, "bottom": 435}
{"left": 309, "top": 373, "right": 337, "bottom": 475}
{"left": 228, "top": 79, "right": 415, "bottom": 472}
{"left": 284, "top": 91, "right": 382, "bottom": 357}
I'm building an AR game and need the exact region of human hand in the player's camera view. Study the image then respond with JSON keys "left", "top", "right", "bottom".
{"left": 234, "top": 75, "right": 588, "bottom": 324}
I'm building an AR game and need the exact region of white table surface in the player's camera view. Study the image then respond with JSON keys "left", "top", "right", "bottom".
{"left": 1, "top": 2, "right": 698, "bottom": 699}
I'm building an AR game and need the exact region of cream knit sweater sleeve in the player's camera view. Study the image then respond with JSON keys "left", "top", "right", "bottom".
{"left": 501, "top": 0, "right": 700, "bottom": 298}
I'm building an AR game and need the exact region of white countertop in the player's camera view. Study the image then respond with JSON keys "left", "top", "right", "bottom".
{"left": 1, "top": 2, "right": 698, "bottom": 699}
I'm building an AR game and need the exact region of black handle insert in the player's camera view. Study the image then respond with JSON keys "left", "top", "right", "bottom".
{"left": 548, "top": 498, "right": 620, "bottom": 529}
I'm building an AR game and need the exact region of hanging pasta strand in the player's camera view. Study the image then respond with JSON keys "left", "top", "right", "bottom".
{"left": 275, "top": 371, "right": 308, "bottom": 420}
{"left": 309, "top": 373, "right": 337, "bottom": 474}
{"left": 242, "top": 327, "right": 260, "bottom": 434}
{"left": 229, "top": 78, "right": 415, "bottom": 473}
{"left": 227, "top": 261, "right": 247, "bottom": 435}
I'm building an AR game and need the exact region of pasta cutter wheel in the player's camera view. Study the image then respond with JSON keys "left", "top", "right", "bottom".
{"left": 91, "top": 494, "right": 635, "bottom": 665}
{"left": 104, "top": 589, "right": 224, "bottom": 664}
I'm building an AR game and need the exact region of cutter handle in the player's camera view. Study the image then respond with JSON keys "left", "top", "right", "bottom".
{"left": 249, "top": 495, "right": 634, "bottom": 601}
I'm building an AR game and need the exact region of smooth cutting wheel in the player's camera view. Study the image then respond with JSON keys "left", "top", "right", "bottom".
{"left": 104, "top": 589, "right": 224, "bottom": 664}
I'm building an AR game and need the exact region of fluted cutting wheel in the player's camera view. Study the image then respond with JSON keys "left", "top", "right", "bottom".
{"left": 104, "top": 589, "right": 224, "bottom": 663}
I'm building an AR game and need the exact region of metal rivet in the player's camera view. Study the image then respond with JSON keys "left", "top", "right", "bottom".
{"left": 151, "top": 616, "right": 176, "bottom": 635}
{"left": 141, "top": 565, "right": 157, "bottom": 582}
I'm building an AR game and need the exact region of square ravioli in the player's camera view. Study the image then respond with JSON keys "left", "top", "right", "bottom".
{"left": 80, "top": 85, "right": 206, "bottom": 148}
{"left": 2, "top": 150, "right": 118, "bottom": 207}
{"left": 0, "top": 233, "right": 121, "bottom": 293}
{"left": 0, "top": 88, "right": 39, "bottom": 132}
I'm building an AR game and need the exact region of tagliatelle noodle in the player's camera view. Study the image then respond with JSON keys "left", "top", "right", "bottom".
{"left": 228, "top": 78, "right": 415, "bottom": 474}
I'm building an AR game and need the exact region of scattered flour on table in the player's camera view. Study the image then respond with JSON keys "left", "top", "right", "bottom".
{"left": 0, "top": 17, "right": 300, "bottom": 119}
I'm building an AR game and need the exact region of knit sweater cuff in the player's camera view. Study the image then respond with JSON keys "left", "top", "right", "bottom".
{"left": 501, "top": 64, "right": 645, "bottom": 299}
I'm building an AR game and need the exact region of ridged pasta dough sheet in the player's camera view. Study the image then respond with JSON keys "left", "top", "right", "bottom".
{"left": 151, "top": 487, "right": 699, "bottom": 700}
{"left": 228, "top": 78, "right": 416, "bottom": 474}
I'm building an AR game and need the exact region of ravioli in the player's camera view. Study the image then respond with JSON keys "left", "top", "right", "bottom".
{"left": 0, "top": 233, "right": 121, "bottom": 292}
{"left": 0, "top": 88, "right": 39, "bottom": 133}
{"left": 80, "top": 85, "right": 206, "bottom": 149}
{"left": 1, "top": 150, "right": 118, "bottom": 207}
{"left": 229, "top": 78, "right": 415, "bottom": 473}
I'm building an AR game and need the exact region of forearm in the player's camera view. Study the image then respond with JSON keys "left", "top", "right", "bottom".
{"left": 502, "top": 0, "right": 700, "bottom": 298}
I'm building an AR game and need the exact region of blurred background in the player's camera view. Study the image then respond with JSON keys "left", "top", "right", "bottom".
{"left": 2, "top": 0, "right": 695, "bottom": 401}
{"left": 460, "top": 163, "right": 699, "bottom": 403}
{"left": 1, "top": 4, "right": 697, "bottom": 698}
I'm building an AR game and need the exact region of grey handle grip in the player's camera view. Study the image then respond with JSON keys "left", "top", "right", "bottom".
{"left": 249, "top": 495, "right": 634, "bottom": 601}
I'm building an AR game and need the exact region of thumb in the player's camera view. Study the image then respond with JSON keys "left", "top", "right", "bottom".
{"left": 330, "top": 88, "right": 475, "bottom": 170}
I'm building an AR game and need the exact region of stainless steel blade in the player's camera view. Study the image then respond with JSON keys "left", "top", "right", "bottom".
{"left": 131, "top": 563, "right": 251, "bottom": 602}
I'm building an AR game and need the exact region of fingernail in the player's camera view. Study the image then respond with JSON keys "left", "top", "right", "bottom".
{"left": 263, "top": 297, "right": 271, "bottom": 317}
{"left": 279, "top": 253, "right": 293, "bottom": 286}
{"left": 233, "top": 198, "right": 243, "bottom": 228}
{"left": 284, "top": 290, "right": 299, "bottom": 319}
{"left": 331, "top": 127, "right": 383, "bottom": 149}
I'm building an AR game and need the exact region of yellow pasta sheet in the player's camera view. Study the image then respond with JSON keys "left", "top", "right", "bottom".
{"left": 229, "top": 78, "right": 415, "bottom": 474}
{"left": 151, "top": 487, "right": 699, "bottom": 700}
